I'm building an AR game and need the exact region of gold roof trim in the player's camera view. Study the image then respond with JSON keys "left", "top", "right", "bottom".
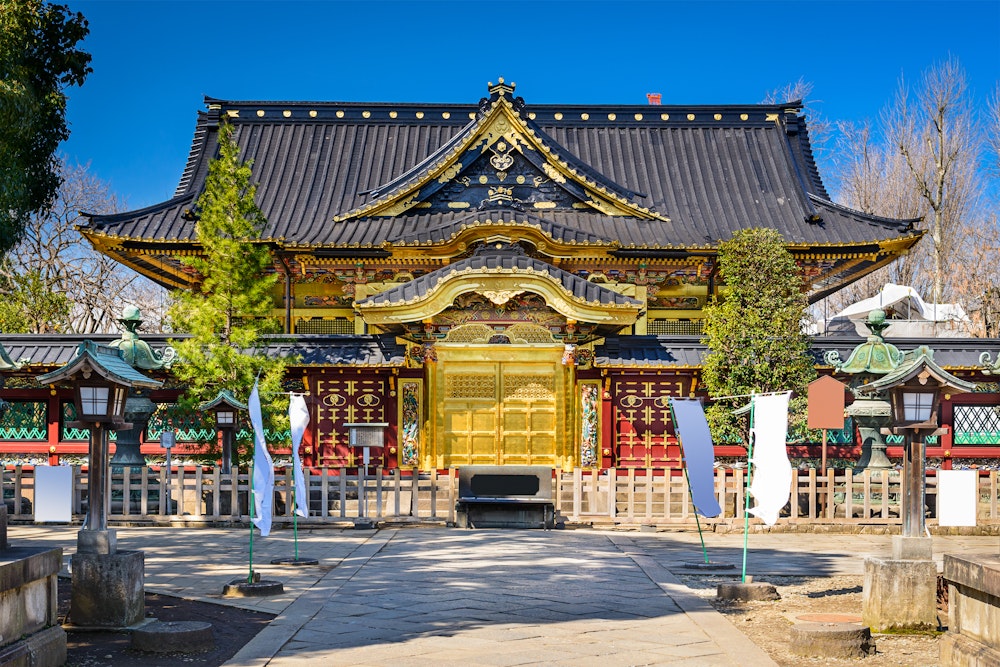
{"left": 332, "top": 91, "right": 668, "bottom": 223}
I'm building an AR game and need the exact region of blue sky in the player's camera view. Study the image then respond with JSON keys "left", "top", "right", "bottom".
{"left": 63, "top": 0, "right": 1000, "bottom": 210}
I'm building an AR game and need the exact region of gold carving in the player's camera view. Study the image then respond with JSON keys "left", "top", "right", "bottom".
{"left": 766, "top": 113, "right": 779, "bottom": 122}
{"left": 226, "top": 110, "right": 240, "bottom": 118}
{"left": 504, "top": 374, "right": 555, "bottom": 400}
{"left": 446, "top": 374, "right": 496, "bottom": 399}
{"left": 740, "top": 113, "right": 749, "bottom": 120}
{"left": 282, "top": 110, "right": 291, "bottom": 118}
{"left": 478, "top": 289, "right": 525, "bottom": 305}
{"left": 336, "top": 110, "right": 344, "bottom": 118}
{"left": 533, "top": 202, "right": 556, "bottom": 209}
{"left": 490, "top": 149, "right": 514, "bottom": 171}
{"left": 687, "top": 113, "right": 695, "bottom": 120}
{"left": 362, "top": 110, "right": 371, "bottom": 118}
{"left": 444, "top": 323, "right": 494, "bottom": 343}
{"left": 516, "top": 175, "right": 526, "bottom": 184}
{"left": 309, "top": 110, "right": 317, "bottom": 118}
{"left": 581, "top": 113, "right": 589, "bottom": 120}
{"left": 256, "top": 110, "right": 265, "bottom": 117}
{"left": 527, "top": 112, "right": 536, "bottom": 120}
{"left": 442, "top": 112, "right": 451, "bottom": 119}
{"left": 554, "top": 112, "right": 563, "bottom": 120}
{"left": 506, "top": 323, "right": 557, "bottom": 343}
{"left": 447, "top": 202, "right": 470, "bottom": 209}
{"left": 438, "top": 162, "right": 463, "bottom": 183}
{"left": 478, "top": 175, "right": 489, "bottom": 184}
{"left": 634, "top": 113, "right": 643, "bottom": 121}
{"left": 389, "top": 111, "right": 397, "bottom": 118}
{"left": 416, "top": 111, "right": 424, "bottom": 119}
{"left": 607, "top": 113, "right": 616, "bottom": 121}
{"left": 714, "top": 113, "right": 722, "bottom": 120}
{"left": 541, "top": 163, "right": 566, "bottom": 184}
{"left": 660, "top": 113, "right": 669, "bottom": 120}
{"left": 357, "top": 393, "right": 381, "bottom": 407}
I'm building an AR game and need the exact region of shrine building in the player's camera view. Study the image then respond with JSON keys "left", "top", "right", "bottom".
{"left": 6, "top": 79, "right": 959, "bottom": 470}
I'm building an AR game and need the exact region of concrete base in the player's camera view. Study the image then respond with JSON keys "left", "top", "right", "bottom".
{"left": 892, "top": 535, "right": 933, "bottom": 560}
{"left": 717, "top": 582, "right": 780, "bottom": 601}
{"left": 222, "top": 578, "right": 284, "bottom": 597}
{"left": 76, "top": 529, "right": 116, "bottom": 556}
{"left": 790, "top": 622, "right": 876, "bottom": 659}
{"left": 0, "top": 624, "right": 67, "bottom": 667}
{"left": 941, "top": 553, "right": 1000, "bottom": 666}
{"left": 132, "top": 621, "right": 214, "bottom": 653}
{"left": 0, "top": 546, "right": 65, "bottom": 667}
{"left": 863, "top": 556, "right": 938, "bottom": 632}
{"left": 70, "top": 550, "right": 145, "bottom": 628}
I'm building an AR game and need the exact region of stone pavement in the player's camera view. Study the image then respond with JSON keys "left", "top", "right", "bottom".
{"left": 10, "top": 524, "right": 999, "bottom": 666}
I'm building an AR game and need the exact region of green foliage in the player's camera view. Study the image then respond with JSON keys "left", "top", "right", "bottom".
{"left": 0, "top": 0, "right": 91, "bottom": 257}
{"left": 0, "top": 267, "right": 71, "bottom": 332}
{"left": 167, "top": 121, "right": 289, "bottom": 464}
{"left": 701, "top": 228, "right": 817, "bottom": 444}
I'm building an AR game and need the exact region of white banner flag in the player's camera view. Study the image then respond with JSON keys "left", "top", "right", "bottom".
{"left": 289, "top": 393, "right": 310, "bottom": 518}
{"left": 670, "top": 398, "right": 721, "bottom": 518}
{"left": 748, "top": 392, "right": 792, "bottom": 526}
{"left": 249, "top": 381, "right": 274, "bottom": 536}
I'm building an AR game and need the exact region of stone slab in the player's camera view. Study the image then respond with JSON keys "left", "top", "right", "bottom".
{"left": 790, "top": 622, "right": 875, "bottom": 659}
{"left": 863, "top": 556, "right": 938, "bottom": 631}
{"left": 132, "top": 620, "right": 214, "bottom": 653}
{"left": 0, "top": 624, "right": 66, "bottom": 667}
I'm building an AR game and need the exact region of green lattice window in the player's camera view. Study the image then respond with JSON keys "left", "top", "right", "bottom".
{"left": 825, "top": 417, "right": 855, "bottom": 445}
{"left": 954, "top": 405, "right": 1000, "bottom": 445}
{"left": 60, "top": 401, "right": 115, "bottom": 441}
{"left": 0, "top": 401, "right": 47, "bottom": 440}
{"left": 146, "top": 404, "right": 215, "bottom": 442}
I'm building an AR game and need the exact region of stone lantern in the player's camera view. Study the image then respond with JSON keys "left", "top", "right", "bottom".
{"left": 824, "top": 309, "right": 902, "bottom": 471}
{"left": 107, "top": 306, "right": 175, "bottom": 467}
{"left": 200, "top": 390, "right": 247, "bottom": 474}
{"left": 36, "top": 340, "right": 162, "bottom": 628}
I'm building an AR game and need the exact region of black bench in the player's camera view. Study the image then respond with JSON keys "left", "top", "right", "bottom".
{"left": 455, "top": 465, "right": 554, "bottom": 529}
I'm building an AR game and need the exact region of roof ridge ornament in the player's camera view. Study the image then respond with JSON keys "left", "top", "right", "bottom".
{"left": 488, "top": 77, "right": 516, "bottom": 98}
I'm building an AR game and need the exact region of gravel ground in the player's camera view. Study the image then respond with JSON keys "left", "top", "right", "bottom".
{"left": 676, "top": 573, "right": 943, "bottom": 667}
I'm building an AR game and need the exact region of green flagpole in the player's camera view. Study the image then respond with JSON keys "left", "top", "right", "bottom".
{"left": 741, "top": 398, "right": 756, "bottom": 584}
{"left": 292, "top": 486, "right": 299, "bottom": 561}
{"left": 248, "top": 461, "right": 256, "bottom": 584}
{"left": 668, "top": 400, "right": 710, "bottom": 565}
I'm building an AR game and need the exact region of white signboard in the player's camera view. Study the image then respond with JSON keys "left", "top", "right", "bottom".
{"left": 938, "top": 469, "right": 978, "bottom": 527}
{"left": 34, "top": 465, "right": 73, "bottom": 523}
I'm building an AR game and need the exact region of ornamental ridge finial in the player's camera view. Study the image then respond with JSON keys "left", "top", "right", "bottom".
{"left": 488, "top": 77, "right": 516, "bottom": 97}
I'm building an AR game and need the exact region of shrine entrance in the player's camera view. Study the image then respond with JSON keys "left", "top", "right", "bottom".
{"left": 430, "top": 334, "right": 572, "bottom": 469}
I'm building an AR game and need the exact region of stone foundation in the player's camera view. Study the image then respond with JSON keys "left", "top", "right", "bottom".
{"left": 69, "top": 549, "right": 145, "bottom": 628}
{"left": 0, "top": 546, "right": 66, "bottom": 667}
{"left": 862, "top": 556, "right": 939, "bottom": 632}
{"left": 941, "top": 553, "right": 1000, "bottom": 666}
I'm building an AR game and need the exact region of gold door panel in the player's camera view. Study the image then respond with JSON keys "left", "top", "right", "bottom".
{"left": 431, "top": 344, "right": 571, "bottom": 469}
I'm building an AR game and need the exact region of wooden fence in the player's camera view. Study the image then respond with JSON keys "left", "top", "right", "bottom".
{"left": 3, "top": 466, "right": 999, "bottom": 527}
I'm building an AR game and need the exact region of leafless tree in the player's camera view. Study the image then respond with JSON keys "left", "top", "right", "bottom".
{"left": 887, "top": 57, "right": 981, "bottom": 305}
{"left": 2, "top": 159, "right": 169, "bottom": 333}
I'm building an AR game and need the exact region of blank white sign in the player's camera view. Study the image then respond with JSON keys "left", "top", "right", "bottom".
{"left": 938, "top": 469, "right": 978, "bottom": 527}
{"left": 34, "top": 465, "right": 73, "bottom": 523}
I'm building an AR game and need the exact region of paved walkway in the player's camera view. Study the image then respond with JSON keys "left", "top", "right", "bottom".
{"left": 11, "top": 525, "right": 999, "bottom": 666}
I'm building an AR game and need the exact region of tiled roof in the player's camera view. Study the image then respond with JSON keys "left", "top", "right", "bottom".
{"left": 358, "top": 249, "right": 642, "bottom": 308}
{"left": 1, "top": 334, "right": 406, "bottom": 371}
{"left": 84, "top": 93, "right": 919, "bottom": 251}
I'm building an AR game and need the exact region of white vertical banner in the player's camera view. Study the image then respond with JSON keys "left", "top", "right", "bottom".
{"left": 748, "top": 392, "right": 792, "bottom": 526}
{"left": 938, "top": 469, "right": 978, "bottom": 527}
{"left": 34, "top": 465, "right": 73, "bottom": 523}
{"left": 288, "top": 393, "right": 310, "bottom": 518}
{"left": 249, "top": 381, "right": 274, "bottom": 536}
{"left": 669, "top": 398, "right": 722, "bottom": 517}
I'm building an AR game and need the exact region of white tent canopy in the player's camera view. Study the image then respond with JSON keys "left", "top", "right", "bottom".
{"left": 833, "top": 283, "right": 968, "bottom": 323}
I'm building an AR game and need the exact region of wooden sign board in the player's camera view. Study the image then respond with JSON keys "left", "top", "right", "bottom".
{"left": 807, "top": 375, "right": 846, "bottom": 430}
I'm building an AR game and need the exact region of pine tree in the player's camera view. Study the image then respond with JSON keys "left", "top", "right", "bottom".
{"left": 701, "top": 228, "right": 816, "bottom": 443}
{"left": 168, "top": 120, "right": 289, "bottom": 461}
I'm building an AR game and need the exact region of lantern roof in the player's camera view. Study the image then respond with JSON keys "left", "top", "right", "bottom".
{"left": 199, "top": 389, "right": 248, "bottom": 413}
{"left": 35, "top": 340, "right": 163, "bottom": 389}
{"left": 855, "top": 344, "right": 976, "bottom": 396}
